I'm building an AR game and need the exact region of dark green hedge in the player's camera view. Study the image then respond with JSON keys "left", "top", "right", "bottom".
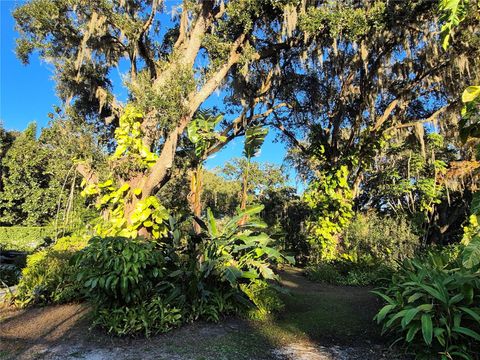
{"left": 0, "top": 227, "right": 54, "bottom": 251}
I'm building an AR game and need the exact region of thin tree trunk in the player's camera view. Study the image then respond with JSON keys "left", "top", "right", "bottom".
{"left": 239, "top": 159, "right": 250, "bottom": 225}
{"left": 188, "top": 164, "right": 203, "bottom": 234}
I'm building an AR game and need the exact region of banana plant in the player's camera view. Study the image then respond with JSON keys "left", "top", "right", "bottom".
{"left": 239, "top": 125, "right": 269, "bottom": 224}
{"left": 186, "top": 112, "right": 225, "bottom": 233}
{"left": 200, "top": 204, "right": 293, "bottom": 287}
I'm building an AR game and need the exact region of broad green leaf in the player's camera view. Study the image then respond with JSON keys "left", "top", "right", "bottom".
{"left": 206, "top": 208, "right": 218, "bottom": 237}
{"left": 225, "top": 204, "right": 265, "bottom": 230}
{"left": 257, "top": 262, "right": 275, "bottom": 279}
{"left": 241, "top": 270, "right": 259, "bottom": 279}
{"left": 408, "top": 292, "right": 425, "bottom": 303}
{"left": 462, "top": 237, "right": 480, "bottom": 269}
{"left": 401, "top": 304, "right": 432, "bottom": 328}
{"left": 385, "top": 309, "right": 408, "bottom": 328}
{"left": 448, "top": 293, "right": 464, "bottom": 305}
{"left": 462, "top": 86, "right": 480, "bottom": 103}
{"left": 118, "top": 183, "right": 130, "bottom": 193}
{"left": 419, "top": 284, "right": 447, "bottom": 304}
{"left": 459, "top": 307, "right": 480, "bottom": 323}
{"left": 453, "top": 326, "right": 480, "bottom": 341}
{"left": 401, "top": 308, "right": 419, "bottom": 328}
{"left": 433, "top": 327, "right": 446, "bottom": 347}
{"left": 244, "top": 125, "right": 269, "bottom": 158}
{"left": 375, "top": 304, "right": 395, "bottom": 323}
{"left": 224, "top": 266, "right": 242, "bottom": 285}
{"left": 98, "top": 179, "right": 113, "bottom": 188}
{"left": 421, "top": 314, "right": 433, "bottom": 345}
{"left": 406, "top": 323, "right": 421, "bottom": 342}
{"left": 371, "top": 290, "right": 396, "bottom": 305}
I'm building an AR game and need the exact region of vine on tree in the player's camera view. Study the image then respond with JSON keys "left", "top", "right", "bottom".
{"left": 304, "top": 165, "right": 354, "bottom": 262}
{"left": 81, "top": 105, "right": 169, "bottom": 239}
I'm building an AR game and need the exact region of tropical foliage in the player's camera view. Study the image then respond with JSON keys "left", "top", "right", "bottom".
{"left": 1, "top": 1, "right": 480, "bottom": 358}
{"left": 374, "top": 248, "right": 480, "bottom": 359}
{"left": 73, "top": 205, "right": 289, "bottom": 335}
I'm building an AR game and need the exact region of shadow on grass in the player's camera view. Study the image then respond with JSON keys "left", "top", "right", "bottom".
{"left": 248, "top": 267, "right": 387, "bottom": 347}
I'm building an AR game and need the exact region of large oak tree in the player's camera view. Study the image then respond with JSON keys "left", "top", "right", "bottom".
{"left": 13, "top": 0, "right": 479, "bottom": 232}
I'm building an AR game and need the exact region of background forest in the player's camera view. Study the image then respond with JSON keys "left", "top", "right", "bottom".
{"left": 0, "top": 0, "right": 480, "bottom": 359}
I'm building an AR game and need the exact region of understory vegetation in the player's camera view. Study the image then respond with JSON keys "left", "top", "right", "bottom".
{"left": 0, "top": 0, "right": 479, "bottom": 359}
{"left": 374, "top": 245, "right": 480, "bottom": 359}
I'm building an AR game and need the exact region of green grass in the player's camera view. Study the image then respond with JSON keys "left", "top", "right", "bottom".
{"left": 155, "top": 270, "right": 383, "bottom": 359}
{"left": 0, "top": 226, "right": 54, "bottom": 252}
{"left": 255, "top": 289, "right": 381, "bottom": 345}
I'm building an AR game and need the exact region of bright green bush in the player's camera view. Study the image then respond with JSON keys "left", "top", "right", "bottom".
{"left": 342, "top": 212, "right": 420, "bottom": 264}
{"left": 306, "top": 260, "right": 393, "bottom": 286}
{"left": 76, "top": 236, "right": 185, "bottom": 336}
{"left": 240, "top": 280, "right": 285, "bottom": 320}
{"left": 0, "top": 226, "right": 54, "bottom": 251}
{"left": 14, "top": 235, "right": 88, "bottom": 306}
{"left": 373, "top": 249, "right": 480, "bottom": 359}
{"left": 76, "top": 237, "right": 166, "bottom": 306}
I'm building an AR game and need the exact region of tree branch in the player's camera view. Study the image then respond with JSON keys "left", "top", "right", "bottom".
{"left": 141, "top": 0, "right": 159, "bottom": 35}
{"left": 187, "top": 33, "right": 246, "bottom": 114}
{"left": 387, "top": 103, "right": 454, "bottom": 132}
{"left": 372, "top": 99, "right": 399, "bottom": 131}
{"left": 76, "top": 163, "right": 98, "bottom": 185}
{"left": 270, "top": 114, "right": 308, "bottom": 154}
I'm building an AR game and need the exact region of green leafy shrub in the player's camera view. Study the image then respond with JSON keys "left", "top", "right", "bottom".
{"left": 14, "top": 235, "right": 88, "bottom": 306}
{"left": 342, "top": 212, "right": 420, "bottom": 264}
{"left": 201, "top": 205, "right": 293, "bottom": 288}
{"left": 93, "top": 296, "right": 183, "bottom": 337}
{"left": 75, "top": 236, "right": 184, "bottom": 336}
{"left": 240, "top": 280, "right": 285, "bottom": 320}
{"left": 373, "top": 249, "right": 480, "bottom": 359}
{"left": 75, "top": 205, "right": 291, "bottom": 336}
{"left": 76, "top": 236, "right": 166, "bottom": 306}
{"left": 306, "top": 260, "right": 393, "bottom": 286}
{"left": 185, "top": 205, "right": 292, "bottom": 321}
{"left": 0, "top": 226, "right": 54, "bottom": 251}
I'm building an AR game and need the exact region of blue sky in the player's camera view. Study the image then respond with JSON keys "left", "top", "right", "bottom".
{"left": 0, "top": 1, "right": 301, "bottom": 188}
{"left": 1, "top": 0, "right": 60, "bottom": 132}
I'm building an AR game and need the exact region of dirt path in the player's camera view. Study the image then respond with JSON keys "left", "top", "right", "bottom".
{"left": 0, "top": 268, "right": 406, "bottom": 360}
